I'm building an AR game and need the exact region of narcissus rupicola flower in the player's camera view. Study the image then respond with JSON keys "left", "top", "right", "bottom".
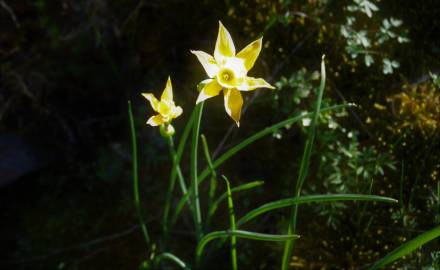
{"left": 142, "top": 77, "right": 182, "bottom": 127}
{"left": 191, "top": 21, "right": 275, "bottom": 126}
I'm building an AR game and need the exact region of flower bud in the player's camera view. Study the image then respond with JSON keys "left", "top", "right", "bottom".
{"left": 160, "top": 124, "right": 175, "bottom": 137}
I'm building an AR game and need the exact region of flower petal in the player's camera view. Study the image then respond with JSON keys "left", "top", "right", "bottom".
{"left": 214, "top": 21, "right": 236, "bottom": 62}
{"left": 236, "top": 76, "right": 275, "bottom": 91}
{"left": 190, "top": 50, "right": 219, "bottom": 78}
{"left": 161, "top": 76, "right": 173, "bottom": 102}
{"left": 173, "top": 106, "right": 183, "bottom": 118}
{"left": 223, "top": 88, "right": 243, "bottom": 127}
{"left": 236, "top": 37, "right": 262, "bottom": 71}
{"left": 147, "top": 114, "right": 166, "bottom": 126}
{"left": 142, "top": 93, "right": 159, "bottom": 112}
{"left": 196, "top": 79, "right": 222, "bottom": 103}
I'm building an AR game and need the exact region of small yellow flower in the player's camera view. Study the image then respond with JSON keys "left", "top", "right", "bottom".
{"left": 191, "top": 21, "right": 275, "bottom": 126}
{"left": 142, "top": 76, "right": 183, "bottom": 127}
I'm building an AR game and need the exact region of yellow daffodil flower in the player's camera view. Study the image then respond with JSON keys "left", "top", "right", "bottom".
{"left": 191, "top": 21, "right": 275, "bottom": 126}
{"left": 142, "top": 76, "right": 183, "bottom": 127}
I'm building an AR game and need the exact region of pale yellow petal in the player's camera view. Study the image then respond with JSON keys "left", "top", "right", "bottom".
{"left": 236, "top": 37, "right": 262, "bottom": 71}
{"left": 197, "top": 79, "right": 213, "bottom": 92}
{"left": 190, "top": 50, "right": 219, "bottom": 78}
{"left": 196, "top": 79, "right": 223, "bottom": 104}
{"left": 161, "top": 76, "right": 173, "bottom": 102}
{"left": 142, "top": 93, "right": 159, "bottom": 112}
{"left": 236, "top": 76, "right": 275, "bottom": 91}
{"left": 214, "top": 21, "right": 236, "bottom": 62}
{"left": 147, "top": 114, "right": 165, "bottom": 126}
{"left": 223, "top": 88, "right": 243, "bottom": 127}
{"left": 173, "top": 106, "right": 183, "bottom": 118}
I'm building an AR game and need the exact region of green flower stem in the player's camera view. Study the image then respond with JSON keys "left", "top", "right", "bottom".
{"left": 165, "top": 108, "right": 196, "bottom": 232}
{"left": 127, "top": 101, "right": 150, "bottom": 246}
{"left": 281, "top": 56, "right": 326, "bottom": 270}
{"left": 191, "top": 102, "right": 204, "bottom": 241}
{"left": 163, "top": 135, "right": 191, "bottom": 239}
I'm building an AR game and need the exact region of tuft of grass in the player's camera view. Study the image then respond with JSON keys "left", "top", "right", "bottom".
{"left": 171, "top": 103, "right": 352, "bottom": 226}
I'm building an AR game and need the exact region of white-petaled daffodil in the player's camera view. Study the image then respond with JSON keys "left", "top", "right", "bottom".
{"left": 191, "top": 21, "right": 275, "bottom": 126}
{"left": 142, "top": 77, "right": 182, "bottom": 127}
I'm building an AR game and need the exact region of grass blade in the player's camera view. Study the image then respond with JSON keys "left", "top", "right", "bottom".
{"left": 170, "top": 190, "right": 190, "bottom": 229}
{"left": 127, "top": 101, "right": 150, "bottom": 246}
{"left": 282, "top": 55, "right": 326, "bottom": 270}
{"left": 208, "top": 180, "right": 265, "bottom": 220}
{"left": 237, "top": 194, "right": 398, "bottom": 227}
{"left": 198, "top": 104, "right": 353, "bottom": 185}
{"left": 222, "top": 176, "right": 238, "bottom": 270}
{"left": 201, "top": 134, "right": 218, "bottom": 229}
{"left": 172, "top": 103, "right": 352, "bottom": 226}
{"left": 195, "top": 230, "right": 300, "bottom": 266}
{"left": 368, "top": 225, "right": 440, "bottom": 270}
{"left": 155, "top": 252, "right": 191, "bottom": 270}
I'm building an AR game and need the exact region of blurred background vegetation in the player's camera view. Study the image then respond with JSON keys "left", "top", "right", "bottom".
{"left": 0, "top": 0, "right": 439, "bottom": 269}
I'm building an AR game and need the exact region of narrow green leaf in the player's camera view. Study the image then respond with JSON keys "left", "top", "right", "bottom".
{"left": 174, "top": 107, "right": 196, "bottom": 198}
{"left": 155, "top": 252, "right": 191, "bottom": 270}
{"left": 368, "top": 225, "right": 440, "bottom": 270}
{"left": 282, "top": 55, "right": 327, "bottom": 270}
{"left": 171, "top": 180, "right": 264, "bottom": 231}
{"left": 237, "top": 194, "right": 397, "bottom": 227}
{"left": 195, "top": 230, "right": 300, "bottom": 266}
{"left": 172, "top": 103, "right": 352, "bottom": 225}
{"left": 209, "top": 180, "right": 265, "bottom": 219}
{"left": 198, "top": 103, "right": 353, "bottom": 184}
{"left": 127, "top": 101, "right": 150, "bottom": 246}
{"left": 164, "top": 108, "right": 197, "bottom": 237}
{"left": 223, "top": 176, "right": 238, "bottom": 270}
{"left": 166, "top": 107, "right": 196, "bottom": 233}
{"left": 201, "top": 134, "right": 218, "bottom": 229}
{"left": 163, "top": 136, "right": 191, "bottom": 238}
